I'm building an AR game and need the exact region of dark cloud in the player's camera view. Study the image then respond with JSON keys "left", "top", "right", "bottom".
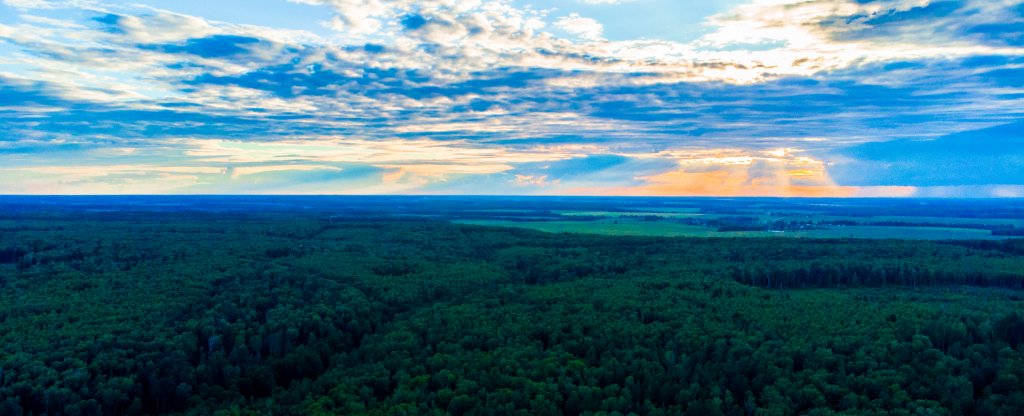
{"left": 143, "top": 35, "right": 262, "bottom": 58}
{"left": 977, "top": 67, "right": 1024, "bottom": 88}
{"left": 400, "top": 14, "right": 428, "bottom": 31}
{"left": 0, "top": 78, "right": 351, "bottom": 141}
{"left": 5, "top": 50, "right": 1020, "bottom": 162}
{"left": 965, "top": 23, "right": 1024, "bottom": 47}
{"left": 0, "top": 79, "right": 63, "bottom": 107}
{"left": 512, "top": 155, "right": 677, "bottom": 185}
{"left": 830, "top": 122, "right": 1024, "bottom": 186}
{"left": 466, "top": 99, "right": 496, "bottom": 112}
{"left": 92, "top": 13, "right": 125, "bottom": 33}
{"left": 186, "top": 164, "right": 391, "bottom": 194}
{"left": 4, "top": 1, "right": 1024, "bottom": 193}
{"left": 820, "top": 1, "right": 1023, "bottom": 48}
{"left": 858, "top": 1, "right": 963, "bottom": 26}
{"left": 361, "top": 43, "right": 386, "bottom": 54}
{"left": 185, "top": 63, "right": 428, "bottom": 98}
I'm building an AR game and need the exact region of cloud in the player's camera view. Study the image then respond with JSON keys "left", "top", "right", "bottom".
{"left": 555, "top": 13, "right": 604, "bottom": 42}
{"left": 513, "top": 174, "right": 552, "bottom": 187}
{"left": 510, "top": 154, "right": 676, "bottom": 188}
{"left": 0, "top": 0, "right": 1022, "bottom": 195}
{"left": 92, "top": 11, "right": 218, "bottom": 44}
{"left": 538, "top": 148, "right": 860, "bottom": 197}
{"left": 143, "top": 35, "right": 262, "bottom": 58}
{"left": 2, "top": 0, "right": 55, "bottom": 9}
{"left": 186, "top": 164, "right": 396, "bottom": 194}
{"left": 829, "top": 122, "right": 1024, "bottom": 187}
{"left": 690, "top": 0, "right": 1024, "bottom": 82}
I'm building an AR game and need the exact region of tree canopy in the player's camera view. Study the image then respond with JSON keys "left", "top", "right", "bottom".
{"left": 2, "top": 211, "right": 1024, "bottom": 415}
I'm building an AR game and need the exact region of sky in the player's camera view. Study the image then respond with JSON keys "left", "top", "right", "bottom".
{"left": 0, "top": 0, "right": 1022, "bottom": 196}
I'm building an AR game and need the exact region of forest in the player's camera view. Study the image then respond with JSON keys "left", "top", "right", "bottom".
{"left": 2, "top": 200, "right": 1024, "bottom": 415}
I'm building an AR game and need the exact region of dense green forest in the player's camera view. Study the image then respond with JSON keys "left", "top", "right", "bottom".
{"left": 3, "top": 209, "right": 1024, "bottom": 415}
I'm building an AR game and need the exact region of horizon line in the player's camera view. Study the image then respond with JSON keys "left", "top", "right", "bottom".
{"left": 3, "top": 194, "right": 1024, "bottom": 200}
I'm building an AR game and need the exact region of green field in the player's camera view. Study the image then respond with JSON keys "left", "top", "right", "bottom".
{"left": 454, "top": 218, "right": 721, "bottom": 237}
{"left": 455, "top": 218, "right": 1011, "bottom": 240}
{"left": 555, "top": 210, "right": 707, "bottom": 219}
{"left": 747, "top": 214, "right": 1024, "bottom": 227}
{"left": 786, "top": 225, "right": 1005, "bottom": 240}
{"left": 867, "top": 215, "right": 1024, "bottom": 227}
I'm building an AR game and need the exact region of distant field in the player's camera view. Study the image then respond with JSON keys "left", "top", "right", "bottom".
{"left": 462, "top": 209, "right": 541, "bottom": 213}
{"left": 749, "top": 214, "right": 1024, "bottom": 227}
{"left": 557, "top": 210, "right": 1024, "bottom": 227}
{"left": 555, "top": 210, "right": 707, "bottom": 218}
{"left": 618, "top": 207, "right": 703, "bottom": 214}
{"left": 785, "top": 225, "right": 1006, "bottom": 240}
{"left": 867, "top": 215, "right": 1024, "bottom": 227}
{"left": 454, "top": 219, "right": 720, "bottom": 237}
{"left": 455, "top": 219, "right": 1013, "bottom": 240}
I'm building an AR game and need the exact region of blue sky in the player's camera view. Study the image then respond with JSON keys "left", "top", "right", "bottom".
{"left": 0, "top": 0, "right": 1022, "bottom": 196}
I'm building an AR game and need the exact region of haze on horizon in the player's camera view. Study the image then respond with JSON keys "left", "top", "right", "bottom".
{"left": 0, "top": 0, "right": 1022, "bottom": 197}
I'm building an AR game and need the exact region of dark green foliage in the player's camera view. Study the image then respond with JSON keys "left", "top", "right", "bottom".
{"left": 2, "top": 211, "right": 1024, "bottom": 415}
{"left": 721, "top": 239, "right": 1024, "bottom": 289}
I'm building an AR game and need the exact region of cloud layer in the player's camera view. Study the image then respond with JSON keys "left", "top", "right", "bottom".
{"left": 1, "top": 0, "right": 1022, "bottom": 196}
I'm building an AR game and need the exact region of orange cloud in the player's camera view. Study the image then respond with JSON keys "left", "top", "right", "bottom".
{"left": 568, "top": 170, "right": 857, "bottom": 197}
{"left": 562, "top": 150, "right": 914, "bottom": 197}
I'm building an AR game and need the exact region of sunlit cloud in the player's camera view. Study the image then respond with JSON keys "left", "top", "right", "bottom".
{"left": 555, "top": 13, "right": 604, "bottom": 42}
{"left": 0, "top": 0, "right": 1021, "bottom": 196}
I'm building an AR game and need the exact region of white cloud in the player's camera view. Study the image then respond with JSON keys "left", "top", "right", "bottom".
{"left": 514, "top": 174, "right": 553, "bottom": 187}
{"left": 2, "top": 0, "right": 56, "bottom": 9}
{"left": 18, "top": 14, "right": 86, "bottom": 28}
{"left": 2, "top": 0, "right": 1023, "bottom": 195}
{"left": 555, "top": 13, "right": 604, "bottom": 42}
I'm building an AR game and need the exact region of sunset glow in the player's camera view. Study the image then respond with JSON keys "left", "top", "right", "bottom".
{"left": 1, "top": 0, "right": 1021, "bottom": 195}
